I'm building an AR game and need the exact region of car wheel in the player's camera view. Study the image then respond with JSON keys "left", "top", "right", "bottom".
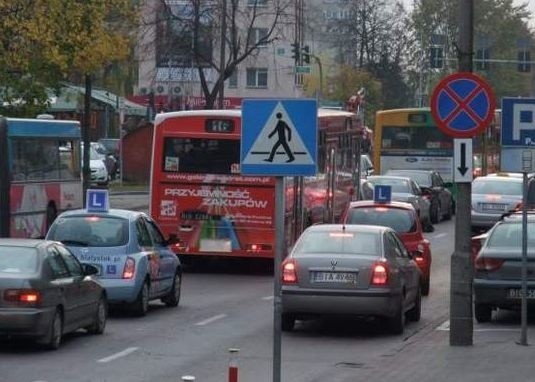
{"left": 421, "top": 277, "right": 430, "bottom": 296}
{"left": 281, "top": 313, "right": 296, "bottom": 332}
{"left": 474, "top": 303, "right": 492, "bottom": 323}
{"left": 388, "top": 297, "right": 405, "bottom": 335}
{"left": 407, "top": 286, "right": 422, "bottom": 322}
{"left": 87, "top": 296, "right": 107, "bottom": 334}
{"left": 423, "top": 219, "right": 435, "bottom": 233}
{"left": 444, "top": 200, "right": 454, "bottom": 220}
{"left": 41, "top": 308, "right": 62, "bottom": 350}
{"left": 430, "top": 202, "right": 440, "bottom": 224}
{"left": 132, "top": 281, "right": 149, "bottom": 316}
{"left": 162, "top": 271, "right": 182, "bottom": 307}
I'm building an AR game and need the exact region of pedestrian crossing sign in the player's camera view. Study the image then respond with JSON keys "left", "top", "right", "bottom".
{"left": 241, "top": 99, "right": 317, "bottom": 176}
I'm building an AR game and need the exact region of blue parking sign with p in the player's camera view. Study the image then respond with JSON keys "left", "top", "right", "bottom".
{"left": 374, "top": 185, "right": 392, "bottom": 203}
{"left": 86, "top": 189, "right": 109, "bottom": 213}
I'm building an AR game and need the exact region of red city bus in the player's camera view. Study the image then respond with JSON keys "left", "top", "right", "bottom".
{"left": 149, "top": 108, "right": 366, "bottom": 261}
{"left": 0, "top": 117, "right": 83, "bottom": 238}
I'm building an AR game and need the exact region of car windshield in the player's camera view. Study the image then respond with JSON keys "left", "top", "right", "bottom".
{"left": 0, "top": 246, "right": 38, "bottom": 273}
{"left": 472, "top": 179, "right": 522, "bottom": 196}
{"left": 486, "top": 222, "right": 535, "bottom": 248}
{"left": 368, "top": 178, "right": 410, "bottom": 193}
{"left": 293, "top": 230, "right": 378, "bottom": 255}
{"left": 346, "top": 207, "right": 416, "bottom": 233}
{"left": 47, "top": 216, "right": 129, "bottom": 247}
{"left": 387, "top": 171, "right": 430, "bottom": 187}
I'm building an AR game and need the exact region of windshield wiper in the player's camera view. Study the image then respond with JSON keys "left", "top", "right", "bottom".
{"left": 59, "top": 239, "right": 89, "bottom": 246}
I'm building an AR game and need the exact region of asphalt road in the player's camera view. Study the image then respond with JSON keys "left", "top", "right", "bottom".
{"left": 0, "top": 193, "right": 455, "bottom": 382}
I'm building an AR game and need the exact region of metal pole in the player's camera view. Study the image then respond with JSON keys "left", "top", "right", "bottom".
{"left": 218, "top": 0, "right": 227, "bottom": 109}
{"left": 82, "top": 74, "right": 92, "bottom": 205}
{"left": 450, "top": 0, "right": 473, "bottom": 346}
{"left": 272, "top": 177, "right": 284, "bottom": 382}
{"left": 519, "top": 152, "right": 531, "bottom": 345}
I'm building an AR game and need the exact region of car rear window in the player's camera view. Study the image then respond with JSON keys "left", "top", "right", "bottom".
{"left": 0, "top": 246, "right": 38, "bottom": 273}
{"left": 346, "top": 207, "right": 416, "bottom": 233}
{"left": 486, "top": 223, "right": 535, "bottom": 248}
{"left": 294, "top": 231, "right": 378, "bottom": 255}
{"left": 472, "top": 179, "right": 522, "bottom": 196}
{"left": 47, "top": 216, "right": 129, "bottom": 247}
{"left": 387, "top": 171, "right": 430, "bottom": 187}
{"left": 368, "top": 178, "right": 409, "bottom": 193}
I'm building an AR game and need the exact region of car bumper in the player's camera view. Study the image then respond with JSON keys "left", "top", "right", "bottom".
{"left": 281, "top": 287, "right": 400, "bottom": 318}
{"left": 474, "top": 278, "right": 535, "bottom": 308}
{"left": 99, "top": 278, "right": 140, "bottom": 304}
{"left": 0, "top": 307, "right": 55, "bottom": 338}
{"left": 471, "top": 211, "right": 502, "bottom": 229}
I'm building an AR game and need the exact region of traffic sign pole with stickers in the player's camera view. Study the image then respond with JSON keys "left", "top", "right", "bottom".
{"left": 241, "top": 99, "right": 318, "bottom": 382}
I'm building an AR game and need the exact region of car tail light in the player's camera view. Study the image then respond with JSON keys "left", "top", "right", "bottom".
{"left": 281, "top": 259, "right": 298, "bottom": 284}
{"left": 122, "top": 257, "right": 136, "bottom": 279}
{"left": 475, "top": 256, "right": 504, "bottom": 272}
{"left": 4, "top": 289, "right": 41, "bottom": 304}
{"left": 371, "top": 262, "right": 388, "bottom": 285}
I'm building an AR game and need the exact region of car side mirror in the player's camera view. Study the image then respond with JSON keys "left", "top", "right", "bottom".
{"left": 82, "top": 263, "right": 100, "bottom": 276}
{"left": 166, "top": 233, "right": 181, "bottom": 246}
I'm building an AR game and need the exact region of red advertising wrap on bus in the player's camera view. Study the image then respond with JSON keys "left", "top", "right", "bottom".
{"left": 150, "top": 109, "right": 368, "bottom": 260}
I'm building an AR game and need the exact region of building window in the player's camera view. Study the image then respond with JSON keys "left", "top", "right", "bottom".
{"left": 248, "top": 0, "right": 268, "bottom": 6}
{"left": 249, "top": 28, "right": 269, "bottom": 47}
{"left": 246, "top": 68, "right": 268, "bottom": 88}
{"left": 228, "top": 69, "right": 238, "bottom": 88}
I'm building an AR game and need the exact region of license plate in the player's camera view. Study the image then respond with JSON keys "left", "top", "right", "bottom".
{"left": 481, "top": 203, "right": 507, "bottom": 212}
{"left": 311, "top": 271, "right": 357, "bottom": 284}
{"left": 508, "top": 289, "right": 535, "bottom": 299}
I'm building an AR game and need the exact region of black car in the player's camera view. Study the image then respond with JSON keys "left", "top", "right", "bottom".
{"left": 0, "top": 239, "right": 107, "bottom": 350}
{"left": 384, "top": 169, "right": 454, "bottom": 224}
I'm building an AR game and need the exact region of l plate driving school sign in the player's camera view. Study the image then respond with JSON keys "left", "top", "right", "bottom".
{"left": 241, "top": 99, "right": 317, "bottom": 176}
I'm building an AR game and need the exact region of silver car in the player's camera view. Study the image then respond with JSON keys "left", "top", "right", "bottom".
{"left": 367, "top": 175, "right": 433, "bottom": 232}
{"left": 473, "top": 214, "right": 535, "bottom": 322}
{"left": 281, "top": 224, "right": 422, "bottom": 334}
{"left": 471, "top": 175, "right": 523, "bottom": 231}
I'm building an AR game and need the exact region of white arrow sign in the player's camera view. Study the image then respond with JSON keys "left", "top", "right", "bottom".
{"left": 454, "top": 138, "right": 473, "bottom": 183}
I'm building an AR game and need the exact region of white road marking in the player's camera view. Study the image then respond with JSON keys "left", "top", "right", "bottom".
{"left": 195, "top": 314, "right": 227, "bottom": 326}
{"left": 97, "top": 347, "right": 139, "bottom": 363}
{"left": 262, "top": 295, "right": 274, "bottom": 300}
{"left": 436, "top": 319, "right": 523, "bottom": 332}
{"left": 431, "top": 233, "right": 447, "bottom": 239}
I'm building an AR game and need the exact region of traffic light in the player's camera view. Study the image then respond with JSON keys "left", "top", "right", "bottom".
{"left": 475, "top": 48, "right": 490, "bottom": 71}
{"left": 291, "top": 42, "right": 300, "bottom": 61}
{"left": 302, "top": 45, "right": 310, "bottom": 64}
{"left": 430, "top": 46, "right": 443, "bottom": 69}
{"left": 518, "top": 50, "right": 531, "bottom": 72}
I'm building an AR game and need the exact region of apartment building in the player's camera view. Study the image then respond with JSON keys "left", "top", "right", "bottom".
{"left": 135, "top": 0, "right": 304, "bottom": 110}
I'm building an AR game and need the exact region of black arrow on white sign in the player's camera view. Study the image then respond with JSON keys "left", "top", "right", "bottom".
{"left": 457, "top": 143, "right": 468, "bottom": 176}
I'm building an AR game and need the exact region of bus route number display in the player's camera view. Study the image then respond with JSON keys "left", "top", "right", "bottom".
{"left": 205, "top": 119, "right": 234, "bottom": 133}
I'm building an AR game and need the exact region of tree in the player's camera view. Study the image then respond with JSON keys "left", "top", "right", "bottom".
{"left": 407, "top": 0, "right": 534, "bottom": 105}
{"left": 155, "top": 0, "right": 294, "bottom": 109}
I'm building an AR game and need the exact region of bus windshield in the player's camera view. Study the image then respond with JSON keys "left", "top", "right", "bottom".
{"left": 381, "top": 126, "right": 452, "bottom": 150}
{"left": 163, "top": 137, "right": 240, "bottom": 175}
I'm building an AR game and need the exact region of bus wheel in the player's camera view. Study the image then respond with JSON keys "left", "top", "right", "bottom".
{"left": 46, "top": 203, "right": 57, "bottom": 230}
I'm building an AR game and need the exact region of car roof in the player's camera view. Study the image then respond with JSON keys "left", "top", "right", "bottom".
{"left": 347, "top": 200, "right": 415, "bottom": 210}
{"left": 386, "top": 169, "right": 433, "bottom": 174}
{"left": 474, "top": 175, "right": 523, "bottom": 182}
{"left": 305, "top": 224, "right": 391, "bottom": 234}
{"left": 56, "top": 208, "right": 145, "bottom": 221}
{"left": 0, "top": 238, "right": 55, "bottom": 249}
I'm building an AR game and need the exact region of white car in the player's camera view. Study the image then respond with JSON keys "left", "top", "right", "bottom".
{"left": 81, "top": 143, "right": 109, "bottom": 186}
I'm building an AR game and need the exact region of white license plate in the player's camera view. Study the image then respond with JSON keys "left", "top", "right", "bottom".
{"left": 481, "top": 203, "right": 507, "bottom": 212}
{"left": 311, "top": 271, "right": 357, "bottom": 284}
{"left": 508, "top": 289, "right": 535, "bottom": 299}
{"left": 199, "top": 239, "right": 232, "bottom": 252}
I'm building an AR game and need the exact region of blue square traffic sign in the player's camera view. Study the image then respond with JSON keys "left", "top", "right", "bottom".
{"left": 86, "top": 189, "right": 109, "bottom": 213}
{"left": 241, "top": 99, "right": 317, "bottom": 176}
{"left": 502, "top": 98, "right": 535, "bottom": 146}
{"left": 374, "top": 185, "right": 392, "bottom": 203}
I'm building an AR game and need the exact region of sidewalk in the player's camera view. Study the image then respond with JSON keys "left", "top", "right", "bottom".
{"left": 348, "top": 319, "right": 535, "bottom": 382}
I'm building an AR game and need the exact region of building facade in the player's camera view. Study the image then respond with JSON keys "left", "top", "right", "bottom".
{"left": 135, "top": 0, "right": 305, "bottom": 110}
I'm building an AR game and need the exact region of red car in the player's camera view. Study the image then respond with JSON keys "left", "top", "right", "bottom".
{"left": 341, "top": 200, "right": 432, "bottom": 295}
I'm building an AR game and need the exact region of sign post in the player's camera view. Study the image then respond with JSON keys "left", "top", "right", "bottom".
{"left": 241, "top": 99, "right": 318, "bottom": 382}
{"left": 431, "top": 52, "right": 496, "bottom": 345}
